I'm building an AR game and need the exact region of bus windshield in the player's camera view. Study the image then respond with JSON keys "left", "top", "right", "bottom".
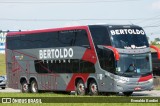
{"left": 116, "top": 53, "right": 152, "bottom": 77}
{"left": 109, "top": 28, "right": 149, "bottom": 49}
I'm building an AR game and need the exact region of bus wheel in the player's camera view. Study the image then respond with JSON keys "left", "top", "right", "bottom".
{"left": 30, "top": 80, "right": 38, "bottom": 93}
{"left": 123, "top": 92, "right": 133, "bottom": 96}
{"left": 76, "top": 80, "right": 86, "bottom": 95}
{"left": 21, "top": 81, "right": 30, "bottom": 93}
{"left": 89, "top": 80, "right": 98, "bottom": 95}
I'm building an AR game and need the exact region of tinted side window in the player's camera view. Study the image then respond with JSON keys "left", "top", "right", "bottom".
{"left": 59, "top": 30, "right": 90, "bottom": 47}
{"left": 7, "top": 32, "right": 59, "bottom": 49}
{"left": 74, "top": 30, "right": 90, "bottom": 47}
{"left": 89, "top": 26, "right": 114, "bottom": 72}
{"left": 59, "top": 30, "right": 75, "bottom": 47}
{"left": 7, "top": 30, "right": 90, "bottom": 50}
{"left": 89, "top": 26, "right": 111, "bottom": 46}
{"left": 34, "top": 59, "right": 95, "bottom": 73}
{"left": 97, "top": 48, "right": 116, "bottom": 73}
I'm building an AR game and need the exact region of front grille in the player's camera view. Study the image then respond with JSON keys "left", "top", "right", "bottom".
{"left": 126, "top": 81, "right": 149, "bottom": 85}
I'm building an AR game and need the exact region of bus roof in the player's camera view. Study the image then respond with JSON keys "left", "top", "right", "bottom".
{"left": 7, "top": 25, "right": 88, "bottom": 36}
{"left": 7, "top": 24, "right": 141, "bottom": 36}
{"left": 89, "top": 24, "right": 141, "bottom": 28}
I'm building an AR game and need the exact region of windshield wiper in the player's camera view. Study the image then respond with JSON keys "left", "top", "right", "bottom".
{"left": 120, "top": 40, "right": 128, "bottom": 46}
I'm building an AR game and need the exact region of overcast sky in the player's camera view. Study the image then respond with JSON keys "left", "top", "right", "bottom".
{"left": 0, "top": 0, "right": 160, "bottom": 41}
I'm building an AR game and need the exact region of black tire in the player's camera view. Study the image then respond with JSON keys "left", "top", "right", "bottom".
{"left": 21, "top": 81, "right": 30, "bottom": 93}
{"left": 30, "top": 80, "right": 38, "bottom": 93}
{"left": 1, "top": 87, "right": 5, "bottom": 89}
{"left": 89, "top": 80, "right": 98, "bottom": 96}
{"left": 123, "top": 92, "right": 133, "bottom": 96}
{"left": 76, "top": 79, "right": 86, "bottom": 95}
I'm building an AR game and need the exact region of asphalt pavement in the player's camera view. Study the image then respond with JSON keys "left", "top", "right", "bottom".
{"left": 0, "top": 88, "right": 160, "bottom": 96}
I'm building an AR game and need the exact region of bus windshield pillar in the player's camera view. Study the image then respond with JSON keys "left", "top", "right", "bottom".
{"left": 150, "top": 45, "right": 160, "bottom": 60}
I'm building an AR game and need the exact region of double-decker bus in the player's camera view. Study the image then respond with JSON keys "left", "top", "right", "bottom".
{"left": 6, "top": 25, "right": 160, "bottom": 96}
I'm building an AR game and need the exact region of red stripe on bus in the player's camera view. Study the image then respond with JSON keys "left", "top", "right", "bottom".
{"left": 66, "top": 73, "right": 89, "bottom": 91}
{"left": 7, "top": 26, "right": 88, "bottom": 36}
{"left": 82, "top": 49, "right": 97, "bottom": 64}
{"left": 138, "top": 74, "right": 152, "bottom": 82}
{"left": 81, "top": 26, "right": 97, "bottom": 64}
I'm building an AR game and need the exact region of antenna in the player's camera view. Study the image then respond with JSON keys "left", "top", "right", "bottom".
{"left": 128, "top": 21, "right": 134, "bottom": 25}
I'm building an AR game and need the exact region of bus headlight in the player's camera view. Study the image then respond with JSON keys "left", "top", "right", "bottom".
{"left": 115, "top": 79, "right": 127, "bottom": 84}
{"left": 117, "top": 79, "right": 127, "bottom": 83}
{"left": 115, "top": 76, "right": 129, "bottom": 84}
{"left": 148, "top": 78, "right": 153, "bottom": 83}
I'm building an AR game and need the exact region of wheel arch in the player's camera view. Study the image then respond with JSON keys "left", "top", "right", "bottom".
{"left": 20, "top": 76, "right": 28, "bottom": 84}
{"left": 87, "top": 77, "right": 98, "bottom": 89}
{"left": 75, "top": 77, "right": 84, "bottom": 87}
{"left": 29, "top": 76, "right": 37, "bottom": 84}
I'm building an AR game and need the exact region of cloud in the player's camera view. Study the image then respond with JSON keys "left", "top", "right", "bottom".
{"left": 152, "top": 0, "right": 160, "bottom": 9}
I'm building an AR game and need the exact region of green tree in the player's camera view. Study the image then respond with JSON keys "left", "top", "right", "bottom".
{"left": 151, "top": 41, "right": 156, "bottom": 45}
{"left": 155, "top": 38, "right": 160, "bottom": 42}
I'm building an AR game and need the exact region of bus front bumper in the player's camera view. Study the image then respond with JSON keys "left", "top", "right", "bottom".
{"left": 114, "top": 79, "right": 154, "bottom": 92}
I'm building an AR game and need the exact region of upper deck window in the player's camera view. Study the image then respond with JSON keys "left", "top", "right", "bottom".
{"left": 7, "top": 29, "right": 90, "bottom": 50}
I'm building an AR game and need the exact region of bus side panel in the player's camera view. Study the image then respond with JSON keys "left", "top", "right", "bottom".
{"left": 6, "top": 50, "right": 21, "bottom": 89}
{"left": 6, "top": 26, "right": 98, "bottom": 92}
{"left": 56, "top": 74, "right": 71, "bottom": 91}
{"left": 6, "top": 49, "right": 12, "bottom": 88}
{"left": 39, "top": 74, "right": 52, "bottom": 90}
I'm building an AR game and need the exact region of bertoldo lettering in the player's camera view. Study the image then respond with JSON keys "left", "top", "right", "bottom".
{"left": 110, "top": 29, "right": 145, "bottom": 35}
{"left": 39, "top": 48, "right": 73, "bottom": 59}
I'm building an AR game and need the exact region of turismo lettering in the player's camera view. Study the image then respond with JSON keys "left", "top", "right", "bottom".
{"left": 110, "top": 29, "right": 145, "bottom": 35}
{"left": 39, "top": 48, "right": 73, "bottom": 59}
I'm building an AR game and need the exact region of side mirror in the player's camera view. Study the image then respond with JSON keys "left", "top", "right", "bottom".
{"left": 150, "top": 45, "right": 160, "bottom": 60}
{"left": 103, "top": 46, "right": 120, "bottom": 61}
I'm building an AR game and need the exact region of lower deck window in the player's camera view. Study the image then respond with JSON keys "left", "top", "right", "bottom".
{"left": 34, "top": 59, "right": 95, "bottom": 73}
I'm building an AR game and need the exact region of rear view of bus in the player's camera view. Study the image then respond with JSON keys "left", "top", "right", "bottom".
{"left": 89, "top": 25, "right": 160, "bottom": 96}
